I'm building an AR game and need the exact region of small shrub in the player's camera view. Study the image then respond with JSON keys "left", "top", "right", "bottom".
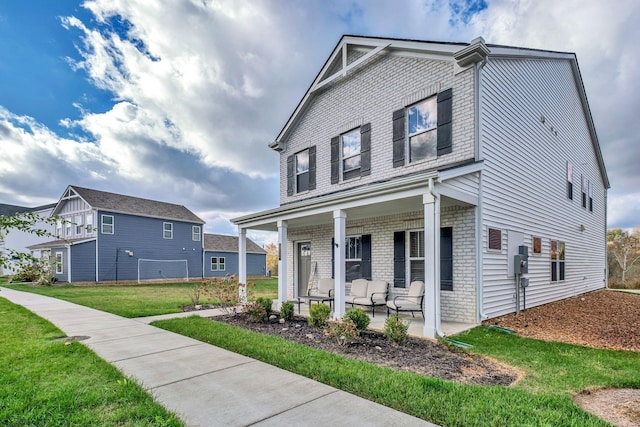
{"left": 202, "top": 277, "right": 256, "bottom": 313}
{"left": 327, "top": 317, "right": 358, "bottom": 345}
{"left": 308, "top": 303, "right": 331, "bottom": 327}
{"left": 189, "top": 282, "right": 203, "bottom": 306}
{"left": 243, "top": 301, "right": 267, "bottom": 323}
{"left": 280, "top": 301, "right": 295, "bottom": 321}
{"left": 384, "top": 314, "right": 409, "bottom": 345}
{"left": 344, "top": 308, "right": 370, "bottom": 332}
{"left": 255, "top": 296, "right": 273, "bottom": 317}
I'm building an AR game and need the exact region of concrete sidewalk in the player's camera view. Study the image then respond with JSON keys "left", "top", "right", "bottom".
{"left": 0, "top": 287, "right": 434, "bottom": 427}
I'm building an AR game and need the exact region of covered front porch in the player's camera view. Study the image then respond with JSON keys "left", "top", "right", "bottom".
{"left": 233, "top": 165, "right": 482, "bottom": 339}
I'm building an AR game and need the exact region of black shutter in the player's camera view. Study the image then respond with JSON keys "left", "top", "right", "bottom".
{"left": 331, "top": 238, "right": 335, "bottom": 279}
{"left": 360, "top": 234, "right": 372, "bottom": 280}
{"left": 437, "top": 88, "right": 453, "bottom": 156}
{"left": 330, "top": 136, "right": 340, "bottom": 184}
{"left": 440, "top": 227, "right": 453, "bottom": 291}
{"left": 286, "top": 155, "right": 294, "bottom": 196}
{"left": 393, "top": 231, "right": 406, "bottom": 288}
{"left": 392, "top": 109, "right": 405, "bottom": 167}
{"left": 360, "top": 123, "right": 371, "bottom": 176}
{"left": 308, "top": 146, "right": 316, "bottom": 190}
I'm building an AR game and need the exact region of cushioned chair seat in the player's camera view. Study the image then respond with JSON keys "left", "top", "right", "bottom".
{"left": 386, "top": 281, "right": 425, "bottom": 318}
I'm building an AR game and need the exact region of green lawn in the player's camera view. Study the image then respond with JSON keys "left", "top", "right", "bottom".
{"left": 3, "top": 277, "right": 277, "bottom": 318}
{"left": 153, "top": 317, "right": 639, "bottom": 426}
{"left": 0, "top": 297, "right": 183, "bottom": 426}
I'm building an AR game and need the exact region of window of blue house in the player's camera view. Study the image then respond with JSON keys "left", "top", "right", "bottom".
{"left": 211, "top": 257, "right": 226, "bottom": 271}
{"left": 163, "top": 222, "right": 173, "bottom": 239}
{"left": 75, "top": 215, "right": 83, "bottom": 236}
{"left": 55, "top": 252, "right": 63, "bottom": 274}
{"left": 192, "top": 225, "right": 201, "bottom": 241}
{"left": 101, "top": 215, "right": 114, "bottom": 234}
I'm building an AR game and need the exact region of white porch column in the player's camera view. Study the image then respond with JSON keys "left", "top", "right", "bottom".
{"left": 277, "top": 220, "right": 288, "bottom": 307}
{"left": 333, "top": 209, "right": 346, "bottom": 319}
{"left": 423, "top": 191, "right": 441, "bottom": 338}
{"left": 238, "top": 228, "right": 247, "bottom": 303}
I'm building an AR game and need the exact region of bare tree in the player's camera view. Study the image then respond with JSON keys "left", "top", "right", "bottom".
{"left": 608, "top": 228, "right": 640, "bottom": 283}
{"left": 264, "top": 242, "right": 278, "bottom": 277}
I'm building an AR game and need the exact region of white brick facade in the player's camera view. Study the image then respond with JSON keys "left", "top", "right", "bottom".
{"left": 286, "top": 206, "right": 476, "bottom": 323}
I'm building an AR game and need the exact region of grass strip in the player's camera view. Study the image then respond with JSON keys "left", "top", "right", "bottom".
{"left": 3, "top": 278, "right": 277, "bottom": 318}
{"left": 153, "top": 316, "right": 611, "bottom": 426}
{"left": 0, "top": 297, "right": 183, "bottom": 426}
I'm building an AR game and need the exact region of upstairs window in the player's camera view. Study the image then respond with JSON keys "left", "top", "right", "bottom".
{"left": 342, "top": 128, "right": 361, "bottom": 179}
{"left": 588, "top": 181, "right": 593, "bottom": 212}
{"left": 296, "top": 149, "right": 309, "bottom": 193}
{"left": 56, "top": 219, "right": 62, "bottom": 238}
{"left": 581, "top": 175, "right": 587, "bottom": 208}
{"left": 101, "top": 215, "right": 114, "bottom": 234}
{"left": 287, "top": 147, "right": 316, "bottom": 195}
{"left": 86, "top": 213, "right": 94, "bottom": 235}
{"left": 408, "top": 97, "right": 438, "bottom": 163}
{"left": 392, "top": 89, "right": 452, "bottom": 167}
{"left": 163, "top": 222, "right": 173, "bottom": 239}
{"left": 550, "top": 240, "right": 565, "bottom": 282}
{"left": 567, "top": 162, "right": 573, "bottom": 200}
{"left": 65, "top": 221, "right": 72, "bottom": 238}
{"left": 75, "top": 215, "right": 83, "bottom": 236}
{"left": 192, "top": 225, "right": 201, "bottom": 241}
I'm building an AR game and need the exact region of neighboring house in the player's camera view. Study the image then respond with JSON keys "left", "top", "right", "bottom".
{"left": 29, "top": 185, "right": 205, "bottom": 283}
{"left": 0, "top": 203, "right": 56, "bottom": 276}
{"left": 204, "top": 233, "right": 267, "bottom": 278}
{"left": 232, "top": 35, "right": 609, "bottom": 338}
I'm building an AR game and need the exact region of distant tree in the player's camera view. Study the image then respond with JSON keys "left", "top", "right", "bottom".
{"left": 608, "top": 228, "right": 640, "bottom": 284}
{"left": 264, "top": 242, "right": 278, "bottom": 277}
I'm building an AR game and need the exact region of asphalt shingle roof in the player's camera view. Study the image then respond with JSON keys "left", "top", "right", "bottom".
{"left": 204, "top": 233, "right": 266, "bottom": 254}
{"left": 0, "top": 203, "right": 56, "bottom": 216}
{"left": 65, "top": 186, "right": 204, "bottom": 224}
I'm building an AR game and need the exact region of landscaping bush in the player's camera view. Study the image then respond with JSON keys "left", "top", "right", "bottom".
{"left": 255, "top": 296, "right": 273, "bottom": 317}
{"left": 344, "top": 307, "right": 370, "bottom": 332}
{"left": 384, "top": 314, "right": 409, "bottom": 345}
{"left": 189, "top": 282, "right": 203, "bottom": 306}
{"left": 308, "top": 303, "right": 331, "bottom": 327}
{"left": 280, "top": 301, "right": 294, "bottom": 321}
{"left": 243, "top": 301, "right": 267, "bottom": 323}
{"left": 202, "top": 277, "right": 256, "bottom": 313}
{"left": 327, "top": 317, "right": 358, "bottom": 345}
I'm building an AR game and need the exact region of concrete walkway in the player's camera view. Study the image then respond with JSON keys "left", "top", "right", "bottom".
{"left": 0, "top": 287, "right": 434, "bottom": 427}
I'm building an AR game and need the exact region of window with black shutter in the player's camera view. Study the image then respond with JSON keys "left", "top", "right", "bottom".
{"left": 331, "top": 124, "right": 372, "bottom": 183}
{"left": 290, "top": 147, "right": 315, "bottom": 194}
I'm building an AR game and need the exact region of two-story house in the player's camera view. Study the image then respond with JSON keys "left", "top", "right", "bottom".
{"left": 232, "top": 35, "right": 609, "bottom": 338}
{"left": 29, "top": 185, "right": 205, "bottom": 283}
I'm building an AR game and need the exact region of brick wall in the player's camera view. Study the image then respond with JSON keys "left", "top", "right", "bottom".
{"left": 285, "top": 205, "right": 477, "bottom": 323}
{"left": 279, "top": 51, "right": 476, "bottom": 204}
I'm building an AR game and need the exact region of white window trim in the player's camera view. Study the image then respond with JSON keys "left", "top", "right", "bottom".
{"left": 75, "top": 215, "right": 83, "bottom": 237}
{"left": 101, "top": 215, "right": 114, "bottom": 235}
{"left": 163, "top": 222, "right": 173, "bottom": 239}
{"left": 211, "top": 256, "right": 226, "bottom": 271}
{"left": 407, "top": 229, "right": 425, "bottom": 283}
{"left": 55, "top": 252, "right": 63, "bottom": 274}
{"left": 192, "top": 225, "right": 201, "bottom": 241}
{"left": 550, "top": 240, "right": 566, "bottom": 282}
{"left": 345, "top": 235, "right": 362, "bottom": 261}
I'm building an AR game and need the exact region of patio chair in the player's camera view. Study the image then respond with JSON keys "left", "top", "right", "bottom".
{"left": 386, "top": 280, "right": 425, "bottom": 318}
{"left": 345, "top": 279, "right": 389, "bottom": 317}
{"left": 308, "top": 278, "right": 334, "bottom": 298}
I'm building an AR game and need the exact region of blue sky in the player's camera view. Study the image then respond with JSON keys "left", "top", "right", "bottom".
{"left": 1, "top": 0, "right": 639, "bottom": 245}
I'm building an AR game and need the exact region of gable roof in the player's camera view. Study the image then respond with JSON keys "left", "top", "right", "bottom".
{"left": 0, "top": 203, "right": 56, "bottom": 216}
{"left": 204, "top": 233, "right": 266, "bottom": 254}
{"left": 52, "top": 186, "right": 205, "bottom": 224}
{"left": 270, "top": 34, "right": 609, "bottom": 189}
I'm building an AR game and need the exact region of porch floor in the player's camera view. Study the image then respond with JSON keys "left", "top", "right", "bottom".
{"left": 291, "top": 301, "right": 476, "bottom": 338}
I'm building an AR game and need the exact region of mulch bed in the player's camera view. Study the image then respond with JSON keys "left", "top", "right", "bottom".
{"left": 485, "top": 289, "right": 640, "bottom": 352}
{"left": 214, "top": 313, "right": 518, "bottom": 386}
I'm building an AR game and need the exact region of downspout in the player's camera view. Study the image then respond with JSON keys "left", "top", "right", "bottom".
{"left": 67, "top": 244, "right": 71, "bottom": 283}
{"left": 475, "top": 56, "right": 490, "bottom": 322}
{"left": 429, "top": 178, "right": 445, "bottom": 337}
{"left": 604, "top": 189, "right": 608, "bottom": 289}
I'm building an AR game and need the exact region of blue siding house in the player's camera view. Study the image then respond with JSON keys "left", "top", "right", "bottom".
{"left": 204, "top": 233, "right": 267, "bottom": 278}
{"left": 30, "top": 185, "right": 205, "bottom": 283}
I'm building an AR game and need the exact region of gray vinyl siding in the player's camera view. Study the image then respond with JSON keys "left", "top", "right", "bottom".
{"left": 480, "top": 57, "right": 606, "bottom": 318}
{"left": 204, "top": 251, "right": 267, "bottom": 278}
{"left": 70, "top": 241, "right": 96, "bottom": 282}
{"left": 280, "top": 51, "right": 476, "bottom": 204}
{"left": 97, "top": 211, "right": 203, "bottom": 282}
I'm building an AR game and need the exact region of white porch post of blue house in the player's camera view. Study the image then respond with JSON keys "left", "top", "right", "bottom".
{"left": 277, "top": 220, "right": 288, "bottom": 307}
{"left": 333, "top": 210, "right": 346, "bottom": 319}
{"left": 423, "top": 191, "right": 440, "bottom": 338}
{"left": 238, "top": 228, "right": 247, "bottom": 303}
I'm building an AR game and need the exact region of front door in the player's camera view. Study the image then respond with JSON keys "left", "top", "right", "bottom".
{"left": 297, "top": 242, "right": 311, "bottom": 296}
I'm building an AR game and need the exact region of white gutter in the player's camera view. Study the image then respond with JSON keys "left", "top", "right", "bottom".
{"left": 429, "top": 178, "right": 445, "bottom": 338}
